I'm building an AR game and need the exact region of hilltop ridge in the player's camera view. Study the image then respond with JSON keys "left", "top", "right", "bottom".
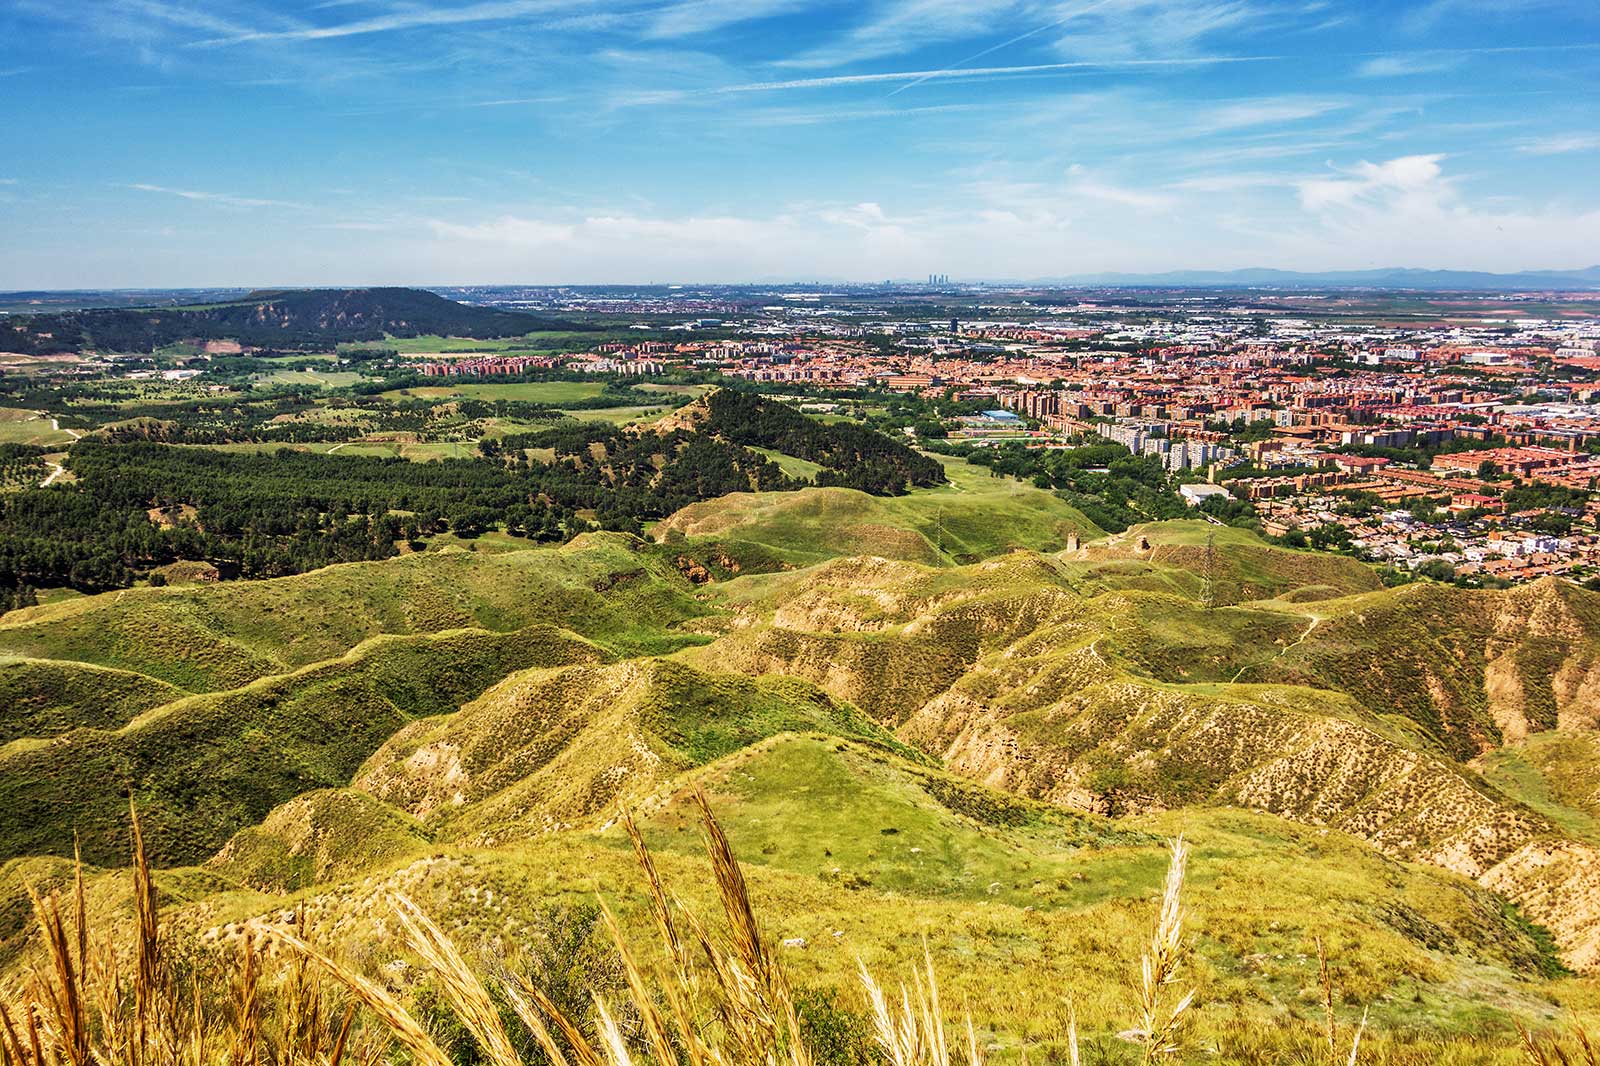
{"left": 3, "top": 286, "right": 587, "bottom": 354}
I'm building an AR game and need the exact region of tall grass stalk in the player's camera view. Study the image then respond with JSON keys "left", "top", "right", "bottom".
{"left": 1, "top": 799, "right": 1590, "bottom": 1065}
{"left": 1121, "top": 835, "right": 1194, "bottom": 1063}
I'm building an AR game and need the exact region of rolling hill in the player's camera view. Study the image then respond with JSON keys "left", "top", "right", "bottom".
{"left": 3, "top": 286, "right": 588, "bottom": 354}
{"left": 1, "top": 473, "right": 1598, "bottom": 1054}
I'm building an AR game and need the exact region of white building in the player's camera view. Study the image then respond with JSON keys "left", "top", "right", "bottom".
{"left": 1179, "top": 484, "right": 1233, "bottom": 507}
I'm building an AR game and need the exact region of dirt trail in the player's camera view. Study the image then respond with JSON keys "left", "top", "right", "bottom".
{"left": 1230, "top": 614, "right": 1320, "bottom": 684}
{"left": 47, "top": 418, "right": 82, "bottom": 441}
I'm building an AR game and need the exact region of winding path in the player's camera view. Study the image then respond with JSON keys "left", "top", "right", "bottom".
{"left": 1229, "top": 614, "right": 1321, "bottom": 685}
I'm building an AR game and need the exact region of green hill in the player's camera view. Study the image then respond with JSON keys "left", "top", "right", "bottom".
{"left": 656, "top": 469, "right": 1103, "bottom": 569}
{"left": 0, "top": 532, "right": 706, "bottom": 690}
{"left": 137, "top": 735, "right": 1576, "bottom": 1053}
{"left": 6, "top": 287, "right": 588, "bottom": 354}
{"left": 0, "top": 623, "right": 603, "bottom": 866}
{"left": 3, "top": 476, "right": 1600, "bottom": 1054}
{"left": 355, "top": 658, "right": 914, "bottom": 845}
{"left": 0, "top": 656, "right": 185, "bottom": 741}
{"left": 207, "top": 788, "right": 430, "bottom": 893}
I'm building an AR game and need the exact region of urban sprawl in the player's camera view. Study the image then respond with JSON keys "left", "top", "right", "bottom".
{"left": 428, "top": 289, "right": 1600, "bottom": 585}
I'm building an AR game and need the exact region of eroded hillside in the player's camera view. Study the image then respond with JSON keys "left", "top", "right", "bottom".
{"left": 2, "top": 482, "right": 1598, "bottom": 1046}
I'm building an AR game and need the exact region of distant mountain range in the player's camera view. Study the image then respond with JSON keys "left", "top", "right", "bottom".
{"left": 1035, "top": 265, "right": 1600, "bottom": 291}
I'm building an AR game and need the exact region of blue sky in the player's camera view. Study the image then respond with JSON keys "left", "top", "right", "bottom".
{"left": 1, "top": 0, "right": 1598, "bottom": 286}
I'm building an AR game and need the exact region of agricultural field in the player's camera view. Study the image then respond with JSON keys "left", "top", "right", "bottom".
{"left": 252, "top": 367, "right": 363, "bottom": 389}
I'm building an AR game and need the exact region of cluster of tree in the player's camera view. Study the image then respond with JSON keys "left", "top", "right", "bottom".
{"left": 492, "top": 420, "right": 796, "bottom": 529}
{"left": 353, "top": 370, "right": 677, "bottom": 413}
{"left": 943, "top": 439, "right": 1190, "bottom": 532}
{"left": 86, "top": 392, "right": 574, "bottom": 446}
{"left": 0, "top": 392, "right": 945, "bottom": 609}
{"left": 1502, "top": 483, "right": 1590, "bottom": 512}
{"left": 1219, "top": 463, "right": 1320, "bottom": 481}
{"left": 701, "top": 389, "right": 944, "bottom": 494}
{"left": 1334, "top": 434, "right": 1511, "bottom": 470}
{"left": 5, "top": 287, "right": 591, "bottom": 354}
{"left": 0, "top": 484, "right": 212, "bottom": 592}
{"left": 0, "top": 445, "right": 49, "bottom": 490}
{"left": 1203, "top": 417, "right": 1283, "bottom": 442}
{"left": 0, "top": 584, "right": 37, "bottom": 614}
{"left": 1279, "top": 524, "right": 1354, "bottom": 552}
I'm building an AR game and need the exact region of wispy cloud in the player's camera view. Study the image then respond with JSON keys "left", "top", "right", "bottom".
{"left": 106, "top": 0, "right": 269, "bottom": 39}
{"left": 1398, "top": 0, "right": 1572, "bottom": 35}
{"left": 783, "top": 0, "right": 1022, "bottom": 70}
{"left": 1354, "top": 53, "right": 1462, "bottom": 77}
{"left": 1065, "top": 164, "right": 1174, "bottom": 210}
{"left": 1167, "top": 171, "right": 1290, "bottom": 192}
{"left": 625, "top": 52, "right": 1284, "bottom": 104}
{"left": 459, "top": 95, "right": 569, "bottom": 108}
{"left": 644, "top": 0, "right": 811, "bottom": 39}
{"left": 1197, "top": 97, "right": 1345, "bottom": 130}
{"left": 1048, "top": 0, "right": 1268, "bottom": 64}
{"left": 1518, "top": 134, "right": 1600, "bottom": 155}
{"left": 739, "top": 102, "right": 991, "bottom": 126}
{"left": 124, "top": 182, "right": 306, "bottom": 209}
{"left": 190, "top": 0, "right": 587, "bottom": 46}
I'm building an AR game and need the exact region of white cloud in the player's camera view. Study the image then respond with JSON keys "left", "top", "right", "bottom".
{"left": 1167, "top": 172, "right": 1288, "bottom": 192}
{"left": 644, "top": 0, "right": 811, "bottom": 39}
{"left": 619, "top": 52, "right": 1279, "bottom": 105}
{"left": 1197, "top": 98, "right": 1344, "bottom": 131}
{"left": 1276, "top": 152, "right": 1600, "bottom": 272}
{"left": 190, "top": 0, "right": 585, "bottom": 45}
{"left": 1050, "top": 0, "right": 1264, "bottom": 63}
{"left": 782, "top": 0, "right": 1020, "bottom": 69}
{"left": 737, "top": 102, "right": 990, "bottom": 126}
{"left": 1064, "top": 164, "right": 1174, "bottom": 210}
{"left": 1518, "top": 134, "right": 1600, "bottom": 155}
{"left": 125, "top": 183, "right": 307, "bottom": 209}
{"left": 1354, "top": 54, "right": 1461, "bottom": 77}
{"left": 1297, "top": 154, "right": 1445, "bottom": 212}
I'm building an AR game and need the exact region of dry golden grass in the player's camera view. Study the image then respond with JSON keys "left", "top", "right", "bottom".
{"left": 2, "top": 799, "right": 1595, "bottom": 1066}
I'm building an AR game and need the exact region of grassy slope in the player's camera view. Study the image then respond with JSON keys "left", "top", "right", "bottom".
{"left": 1476, "top": 732, "right": 1600, "bottom": 843}
{"left": 656, "top": 468, "right": 1104, "bottom": 570}
{"left": 0, "top": 656, "right": 185, "bottom": 742}
{"left": 4, "top": 452, "right": 1600, "bottom": 1047}
{"left": 354, "top": 658, "right": 916, "bottom": 845}
{"left": 141, "top": 739, "right": 1579, "bottom": 1053}
{"left": 0, "top": 623, "right": 605, "bottom": 867}
{"left": 0, "top": 408, "right": 76, "bottom": 447}
{"left": 1272, "top": 578, "right": 1600, "bottom": 760}
{"left": 0, "top": 532, "right": 708, "bottom": 691}
{"left": 207, "top": 787, "right": 431, "bottom": 893}
{"left": 673, "top": 530, "right": 1600, "bottom": 970}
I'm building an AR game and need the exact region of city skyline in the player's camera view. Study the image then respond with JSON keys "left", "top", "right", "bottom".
{"left": 2, "top": 0, "right": 1599, "bottom": 287}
